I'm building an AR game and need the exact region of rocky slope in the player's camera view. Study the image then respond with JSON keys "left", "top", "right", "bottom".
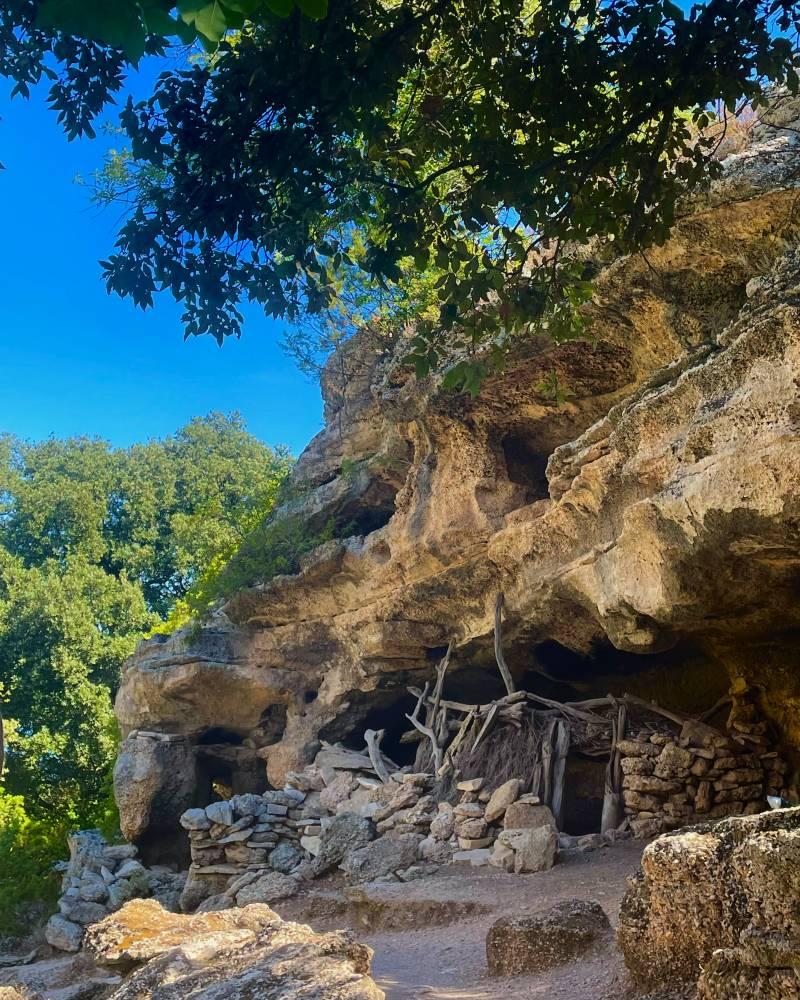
{"left": 114, "top": 98, "right": 800, "bottom": 858}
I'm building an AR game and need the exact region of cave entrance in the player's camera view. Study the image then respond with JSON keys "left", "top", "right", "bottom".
{"left": 501, "top": 429, "right": 550, "bottom": 503}
{"left": 561, "top": 754, "right": 608, "bottom": 835}
{"left": 356, "top": 694, "right": 419, "bottom": 767}
{"left": 194, "top": 731, "right": 268, "bottom": 808}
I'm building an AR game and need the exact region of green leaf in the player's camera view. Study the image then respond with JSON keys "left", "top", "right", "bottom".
{"left": 295, "top": 0, "right": 328, "bottom": 18}
{"left": 37, "top": 0, "right": 149, "bottom": 58}
{"left": 178, "top": 0, "right": 227, "bottom": 40}
{"left": 264, "top": 0, "right": 294, "bottom": 16}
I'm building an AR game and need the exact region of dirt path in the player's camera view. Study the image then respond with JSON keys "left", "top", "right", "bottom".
{"left": 3, "top": 842, "right": 658, "bottom": 1000}
{"left": 281, "top": 840, "right": 649, "bottom": 1000}
{"left": 365, "top": 842, "right": 643, "bottom": 1000}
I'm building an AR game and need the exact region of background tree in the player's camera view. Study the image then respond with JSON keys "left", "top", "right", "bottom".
{"left": 3, "top": 0, "right": 799, "bottom": 391}
{"left": 0, "top": 414, "right": 292, "bottom": 822}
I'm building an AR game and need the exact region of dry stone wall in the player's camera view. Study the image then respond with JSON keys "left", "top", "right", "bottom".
{"left": 618, "top": 722, "right": 789, "bottom": 838}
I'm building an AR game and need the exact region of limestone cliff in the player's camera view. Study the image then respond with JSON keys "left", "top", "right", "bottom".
{"left": 114, "top": 99, "right": 800, "bottom": 859}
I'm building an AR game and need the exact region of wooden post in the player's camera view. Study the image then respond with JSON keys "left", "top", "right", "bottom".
{"left": 493, "top": 593, "right": 516, "bottom": 696}
{"left": 550, "top": 719, "right": 570, "bottom": 827}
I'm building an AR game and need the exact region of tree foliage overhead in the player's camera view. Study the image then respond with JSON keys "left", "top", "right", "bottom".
{"left": 0, "top": 414, "right": 291, "bottom": 820}
{"left": 3, "top": 1, "right": 800, "bottom": 389}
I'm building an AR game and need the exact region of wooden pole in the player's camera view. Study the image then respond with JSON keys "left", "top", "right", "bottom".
{"left": 493, "top": 593, "right": 516, "bottom": 696}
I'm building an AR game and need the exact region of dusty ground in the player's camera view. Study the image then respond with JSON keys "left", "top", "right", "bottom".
{"left": 3, "top": 841, "right": 698, "bottom": 1000}
{"left": 277, "top": 840, "right": 687, "bottom": 1000}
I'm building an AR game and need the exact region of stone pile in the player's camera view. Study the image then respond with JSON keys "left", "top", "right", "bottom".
{"left": 619, "top": 719, "right": 790, "bottom": 839}
{"left": 180, "top": 787, "right": 313, "bottom": 870}
{"left": 45, "top": 831, "right": 184, "bottom": 953}
{"left": 179, "top": 744, "right": 451, "bottom": 906}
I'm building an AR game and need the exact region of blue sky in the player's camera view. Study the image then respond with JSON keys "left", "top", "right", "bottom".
{"left": 0, "top": 65, "right": 324, "bottom": 456}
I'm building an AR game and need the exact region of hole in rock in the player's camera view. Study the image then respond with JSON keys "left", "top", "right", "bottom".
{"left": 192, "top": 732, "right": 269, "bottom": 830}
{"left": 319, "top": 689, "right": 420, "bottom": 768}
{"left": 195, "top": 753, "right": 235, "bottom": 805}
{"left": 257, "top": 703, "right": 288, "bottom": 746}
{"left": 304, "top": 690, "right": 319, "bottom": 704}
{"left": 426, "top": 645, "right": 450, "bottom": 661}
{"left": 197, "top": 727, "right": 244, "bottom": 746}
{"left": 335, "top": 479, "right": 399, "bottom": 537}
{"left": 501, "top": 430, "right": 551, "bottom": 503}
{"left": 356, "top": 694, "right": 419, "bottom": 767}
{"left": 561, "top": 755, "right": 607, "bottom": 836}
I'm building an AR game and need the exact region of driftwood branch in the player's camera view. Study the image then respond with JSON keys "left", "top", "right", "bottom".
{"left": 364, "top": 728, "right": 391, "bottom": 783}
{"left": 621, "top": 693, "right": 689, "bottom": 727}
{"left": 699, "top": 695, "right": 733, "bottom": 723}
{"left": 525, "top": 692, "right": 608, "bottom": 725}
{"left": 602, "top": 697, "right": 626, "bottom": 832}
{"left": 430, "top": 641, "right": 453, "bottom": 723}
{"left": 405, "top": 682, "right": 443, "bottom": 772}
{"left": 493, "top": 593, "right": 516, "bottom": 696}
{"left": 447, "top": 708, "right": 476, "bottom": 759}
{"left": 550, "top": 719, "right": 570, "bottom": 826}
{"left": 472, "top": 703, "right": 499, "bottom": 752}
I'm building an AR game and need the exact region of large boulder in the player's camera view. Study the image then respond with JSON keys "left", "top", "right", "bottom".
{"left": 486, "top": 900, "right": 611, "bottom": 976}
{"left": 340, "top": 834, "right": 422, "bottom": 882}
{"left": 496, "top": 825, "right": 558, "bottom": 873}
{"left": 503, "top": 802, "right": 556, "bottom": 831}
{"left": 484, "top": 780, "right": 521, "bottom": 824}
{"left": 113, "top": 734, "right": 197, "bottom": 860}
{"left": 43, "top": 915, "right": 84, "bottom": 952}
{"left": 311, "top": 813, "right": 376, "bottom": 877}
{"left": 83, "top": 898, "right": 383, "bottom": 999}
{"left": 179, "top": 868, "right": 231, "bottom": 913}
{"left": 619, "top": 807, "right": 800, "bottom": 995}
{"left": 235, "top": 872, "right": 299, "bottom": 906}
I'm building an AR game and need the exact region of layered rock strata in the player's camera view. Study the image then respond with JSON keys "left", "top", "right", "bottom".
{"left": 114, "top": 99, "right": 800, "bottom": 853}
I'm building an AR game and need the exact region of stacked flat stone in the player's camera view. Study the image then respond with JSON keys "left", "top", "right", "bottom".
{"left": 619, "top": 723, "right": 789, "bottom": 838}
{"left": 180, "top": 786, "right": 313, "bottom": 873}
{"left": 45, "top": 831, "right": 183, "bottom": 953}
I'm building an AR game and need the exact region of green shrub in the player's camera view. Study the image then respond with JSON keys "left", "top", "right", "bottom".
{"left": 170, "top": 514, "right": 337, "bottom": 624}
{"left": 0, "top": 792, "right": 65, "bottom": 935}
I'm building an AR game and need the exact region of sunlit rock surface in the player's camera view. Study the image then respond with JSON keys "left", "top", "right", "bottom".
{"left": 115, "top": 98, "right": 800, "bottom": 851}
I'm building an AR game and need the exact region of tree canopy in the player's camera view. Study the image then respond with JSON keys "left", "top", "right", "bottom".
{"left": 0, "top": 414, "right": 291, "bottom": 821}
{"left": 3, "top": 0, "right": 799, "bottom": 390}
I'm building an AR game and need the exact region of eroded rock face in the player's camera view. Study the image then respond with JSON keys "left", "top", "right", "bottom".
{"left": 115, "top": 98, "right": 800, "bottom": 851}
{"left": 84, "top": 898, "right": 383, "bottom": 999}
{"left": 619, "top": 807, "right": 800, "bottom": 995}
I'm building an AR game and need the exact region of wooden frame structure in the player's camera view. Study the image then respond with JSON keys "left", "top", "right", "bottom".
{"left": 397, "top": 592, "right": 725, "bottom": 832}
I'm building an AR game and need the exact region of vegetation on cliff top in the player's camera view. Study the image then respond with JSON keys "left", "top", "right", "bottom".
{"left": 4, "top": 0, "right": 799, "bottom": 392}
